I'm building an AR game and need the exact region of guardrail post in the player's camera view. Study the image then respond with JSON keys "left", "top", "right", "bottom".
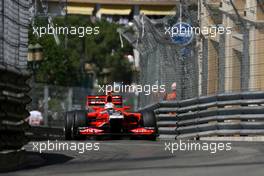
{"left": 44, "top": 85, "right": 49, "bottom": 126}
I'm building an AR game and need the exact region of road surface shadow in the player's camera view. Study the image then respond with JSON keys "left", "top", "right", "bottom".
{"left": 1, "top": 151, "right": 73, "bottom": 173}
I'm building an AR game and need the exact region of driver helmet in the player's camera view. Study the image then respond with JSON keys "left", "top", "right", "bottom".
{"left": 105, "top": 102, "right": 114, "bottom": 109}
{"left": 106, "top": 91, "right": 113, "bottom": 102}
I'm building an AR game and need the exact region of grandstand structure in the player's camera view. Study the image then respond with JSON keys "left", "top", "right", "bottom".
{"left": 35, "top": 0, "right": 178, "bottom": 23}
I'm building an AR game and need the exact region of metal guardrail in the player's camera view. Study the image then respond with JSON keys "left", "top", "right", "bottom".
{"left": 25, "top": 126, "right": 64, "bottom": 140}
{"left": 0, "top": 125, "right": 64, "bottom": 172}
{"left": 141, "top": 92, "right": 264, "bottom": 139}
{"left": 0, "top": 68, "right": 31, "bottom": 151}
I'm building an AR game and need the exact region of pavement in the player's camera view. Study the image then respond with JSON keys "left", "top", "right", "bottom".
{"left": 1, "top": 140, "right": 264, "bottom": 176}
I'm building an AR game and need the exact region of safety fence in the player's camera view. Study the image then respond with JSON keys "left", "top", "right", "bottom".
{"left": 120, "top": 3, "right": 199, "bottom": 109}
{"left": 0, "top": 0, "right": 30, "bottom": 152}
{"left": 28, "top": 84, "right": 93, "bottom": 127}
{"left": 141, "top": 92, "right": 264, "bottom": 139}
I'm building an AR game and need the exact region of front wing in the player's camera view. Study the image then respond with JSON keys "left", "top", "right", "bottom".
{"left": 78, "top": 127, "right": 156, "bottom": 137}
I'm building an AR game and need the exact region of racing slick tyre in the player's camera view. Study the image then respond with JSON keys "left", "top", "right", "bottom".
{"left": 142, "top": 111, "right": 158, "bottom": 141}
{"left": 73, "top": 110, "right": 88, "bottom": 140}
{"left": 65, "top": 111, "right": 75, "bottom": 140}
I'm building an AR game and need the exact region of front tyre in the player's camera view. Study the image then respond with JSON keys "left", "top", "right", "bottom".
{"left": 142, "top": 111, "right": 158, "bottom": 141}
{"left": 73, "top": 110, "right": 88, "bottom": 140}
{"left": 65, "top": 111, "right": 75, "bottom": 140}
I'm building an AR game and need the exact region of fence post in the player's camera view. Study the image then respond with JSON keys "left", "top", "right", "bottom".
{"left": 218, "top": 33, "right": 226, "bottom": 93}
{"left": 44, "top": 85, "right": 49, "bottom": 126}
{"left": 67, "top": 87, "right": 73, "bottom": 111}
{"left": 241, "top": 28, "right": 250, "bottom": 91}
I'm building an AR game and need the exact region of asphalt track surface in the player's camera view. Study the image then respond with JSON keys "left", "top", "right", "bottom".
{"left": 1, "top": 140, "right": 264, "bottom": 176}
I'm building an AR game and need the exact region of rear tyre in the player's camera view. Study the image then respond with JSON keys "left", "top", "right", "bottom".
{"left": 73, "top": 110, "right": 88, "bottom": 140}
{"left": 65, "top": 111, "right": 75, "bottom": 140}
{"left": 142, "top": 111, "right": 157, "bottom": 141}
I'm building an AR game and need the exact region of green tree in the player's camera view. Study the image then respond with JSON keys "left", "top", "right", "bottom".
{"left": 29, "top": 15, "right": 133, "bottom": 86}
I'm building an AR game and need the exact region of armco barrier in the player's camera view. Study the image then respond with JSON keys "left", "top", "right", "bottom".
{"left": 141, "top": 92, "right": 264, "bottom": 139}
{"left": 25, "top": 126, "right": 64, "bottom": 140}
{"left": 0, "top": 68, "right": 31, "bottom": 151}
{"left": 0, "top": 125, "right": 63, "bottom": 172}
{"left": 154, "top": 101, "right": 178, "bottom": 139}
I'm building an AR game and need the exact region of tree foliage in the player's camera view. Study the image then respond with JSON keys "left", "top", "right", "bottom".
{"left": 29, "top": 15, "right": 133, "bottom": 86}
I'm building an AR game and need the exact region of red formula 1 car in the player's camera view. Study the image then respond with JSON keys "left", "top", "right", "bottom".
{"left": 64, "top": 95, "right": 157, "bottom": 140}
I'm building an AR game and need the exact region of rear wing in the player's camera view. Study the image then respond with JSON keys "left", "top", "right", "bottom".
{"left": 86, "top": 95, "right": 123, "bottom": 106}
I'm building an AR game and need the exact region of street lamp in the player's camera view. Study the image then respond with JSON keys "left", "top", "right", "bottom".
{"left": 27, "top": 43, "right": 43, "bottom": 70}
{"left": 27, "top": 44, "right": 34, "bottom": 62}
{"left": 34, "top": 43, "right": 43, "bottom": 61}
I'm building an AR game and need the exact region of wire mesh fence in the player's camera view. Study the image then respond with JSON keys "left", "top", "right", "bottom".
{"left": 121, "top": 0, "right": 264, "bottom": 109}
{"left": 121, "top": 2, "right": 199, "bottom": 108}
{"left": 0, "top": 0, "right": 29, "bottom": 69}
{"left": 28, "top": 84, "right": 92, "bottom": 127}
{"left": 201, "top": 0, "right": 264, "bottom": 96}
